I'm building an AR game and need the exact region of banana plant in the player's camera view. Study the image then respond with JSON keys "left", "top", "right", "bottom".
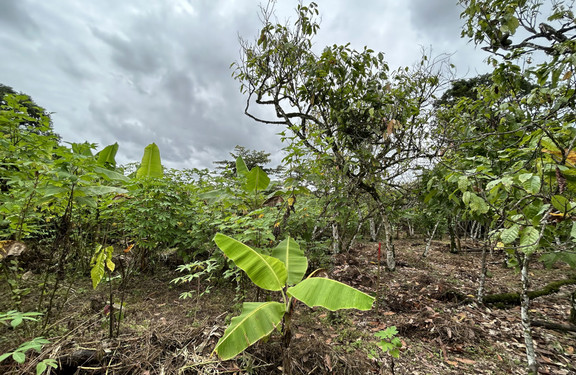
{"left": 212, "top": 233, "right": 374, "bottom": 373}
{"left": 136, "top": 143, "right": 163, "bottom": 178}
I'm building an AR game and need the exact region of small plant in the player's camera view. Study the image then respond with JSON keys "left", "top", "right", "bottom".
{"left": 0, "top": 311, "right": 58, "bottom": 374}
{"left": 172, "top": 258, "right": 218, "bottom": 319}
{"left": 90, "top": 244, "right": 119, "bottom": 338}
{"left": 374, "top": 326, "right": 402, "bottom": 375}
{"left": 212, "top": 234, "right": 374, "bottom": 375}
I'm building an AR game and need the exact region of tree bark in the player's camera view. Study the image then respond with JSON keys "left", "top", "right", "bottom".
{"left": 570, "top": 289, "right": 576, "bottom": 325}
{"left": 369, "top": 217, "right": 378, "bottom": 242}
{"left": 332, "top": 222, "right": 340, "bottom": 254}
{"left": 531, "top": 319, "right": 576, "bottom": 333}
{"left": 382, "top": 214, "right": 396, "bottom": 271}
{"left": 477, "top": 243, "right": 489, "bottom": 303}
{"left": 519, "top": 252, "right": 538, "bottom": 374}
{"left": 422, "top": 221, "right": 440, "bottom": 258}
{"left": 483, "top": 277, "right": 576, "bottom": 305}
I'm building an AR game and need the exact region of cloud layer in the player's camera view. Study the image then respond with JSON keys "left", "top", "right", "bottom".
{"left": 0, "top": 0, "right": 488, "bottom": 170}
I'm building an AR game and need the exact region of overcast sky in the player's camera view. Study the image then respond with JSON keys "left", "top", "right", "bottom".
{"left": 0, "top": 0, "right": 490, "bottom": 170}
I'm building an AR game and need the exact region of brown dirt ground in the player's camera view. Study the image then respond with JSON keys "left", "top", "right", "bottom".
{"left": 1, "top": 239, "right": 575, "bottom": 374}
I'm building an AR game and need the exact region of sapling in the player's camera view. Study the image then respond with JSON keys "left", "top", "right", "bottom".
{"left": 212, "top": 233, "right": 374, "bottom": 375}
{"left": 374, "top": 326, "right": 402, "bottom": 375}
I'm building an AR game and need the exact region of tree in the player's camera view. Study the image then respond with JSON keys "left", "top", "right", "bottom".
{"left": 443, "top": 1, "right": 576, "bottom": 373}
{"left": 214, "top": 145, "right": 283, "bottom": 177}
{"left": 0, "top": 83, "right": 57, "bottom": 139}
{"left": 233, "top": 1, "right": 451, "bottom": 270}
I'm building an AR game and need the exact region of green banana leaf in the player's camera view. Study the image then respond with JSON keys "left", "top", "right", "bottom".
{"left": 136, "top": 143, "right": 163, "bottom": 178}
{"left": 236, "top": 156, "right": 249, "bottom": 177}
{"left": 287, "top": 277, "right": 374, "bottom": 311}
{"left": 96, "top": 142, "right": 119, "bottom": 168}
{"left": 245, "top": 166, "right": 270, "bottom": 192}
{"left": 271, "top": 237, "right": 308, "bottom": 285}
{"left": 213, "top": 233, "right": 287, "bottom": 291}
{"left": 214, "top": 301, "right": 285, "bottom": 360}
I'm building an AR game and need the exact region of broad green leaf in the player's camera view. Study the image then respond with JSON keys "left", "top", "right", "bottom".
{"left": 501, "top": 225, "right": 520, "bottom": 244}
{"left": 36, "top": 362, "right": 47, "bottom": 375}
{"left": 136, "top": 143, "right": 163, "bottom": 178}
{"left": 520, "top": 226, "right": 539, "bottom": 255}
{"left": 90, "top": 245, "right": 115, "bottom": 289}
{"left": 236, "top": 156, "right": 249, "bottom": 177}
{"left": 518, "top": 173, "right": 533, "bottom": 183}
{"left": 571, "top": 222, "right": 576, "bottom": 240}
{"left": 90, "top": 247, "right": 106, "bottom": 289}
{"left": 551, "top": 195, "right": 569, "bottom": 213}
{"left": 96, "top": 143, "right": 119, "bottom": 168}
{"left": 214, "top": 302, "right": 285, "bottom": 360}
{"left": 458, "top": 176, "right": 469, "bottom": 191}
{"left": 541, "top": 137, "right": 560, "bottom": 153}
{"left": 79, "top": 186, "right": 128, "bottom": 196}
{"left": 105, "top": 246, "right": 115, "bottom": 273}
{"left": 213, "top": 233, "right": 286, "bottom": 291}
{"left": 287, "top": 277, "right": 374, "bottom": 311}
{"left": 12, "top": 352, "right": 26, "bottom": 364}
{"left": 271, "top": 237, "right": 308, "bottom": 285}
{"left": 94, "top": 166, "right": 129, "bottom": 182}
{"left": 522, "top": 175, "right": 541, "bottom": 194}
{"left": 245, "top": 166, "right": 270, "bottom": 192}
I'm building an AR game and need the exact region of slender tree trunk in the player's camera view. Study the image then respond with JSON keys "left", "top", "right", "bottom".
{"left": 448, "top": 217, "right": 460, "bottom": 254}
{"left": 422, "top": 221, "right": 440, "bottom": 258}
{"left": 477, "top": 242, "right": 489, "bottom": 303}
{"left": 282, "top": 309, "right": 292, "bottom": 375}
{"left": 382, "top": 214, "right": 396, "bottom": 271}
{"left": 369, "top": 217, "right": 378, "bottom": 242}
{"left": 569, "top": 289, "right": 576, "bottom": 325}
{"left": 518, "top": 252, "right": 539, "bottom": 374}
{"left": 332, "top": 222, "right": 340, "bottom": 254}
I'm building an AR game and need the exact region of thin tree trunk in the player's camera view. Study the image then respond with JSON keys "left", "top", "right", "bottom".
{"left": 369, "top": 217, "right": 378, "bottom": 242}
{"left": 332, "top": 222, "right": 340, "bottom": 254}
{"left": 518, "top": 252, "right": 538, "bottom": 374}
{"left": 477, "top": 243, "right": 489, "bottom": 303}
{"left": 569, "top": 289, "right": 576, "bottom": 325}
{"left": 422, "top": 221, "right": 440, "bottom": 258}
{"left": 382, "top": 214, "right": 396, "bottom": 271}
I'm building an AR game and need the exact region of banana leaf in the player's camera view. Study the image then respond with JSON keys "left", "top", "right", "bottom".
{"left": 271, "top": 237, "right": 308, "bottom": 285}
{"left": 214, "top": 233, "right": 287, "bottom": 291}
{"left": 236, "top": 156, "right": 249, "bottom": 177}
{"left": 287, "top": 277, "right": 374, "bottom": 311}
{"left": 245, "top": 166, "right": 270, "bottom": 192}
{"left": 214, "top": 302, "right": 285, "bottom": 360}
{"left": 136, "top": 143, "right": 163, "bottom": 178}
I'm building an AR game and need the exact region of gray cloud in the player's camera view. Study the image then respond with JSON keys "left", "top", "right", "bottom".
{"left": 0, "top": 0, "right": 487, "bottom": 171}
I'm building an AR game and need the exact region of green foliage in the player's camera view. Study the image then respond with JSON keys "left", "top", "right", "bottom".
{"left": 136, "top": 143, "right": 163, "bottom": 178}
{"left": 90, "top": 245, "right": 115, "bottom": 289}
{"left": 0, "top": 311, "right": 57, "bottom": 374}
{"left": 96, "top": 143, "right": 119, "bottom": 169}
{"left": 212, "top": 234, "right": 374, "bottom": 360}
{"left": 375, "top": 326, "right": 402, "bottom": 359}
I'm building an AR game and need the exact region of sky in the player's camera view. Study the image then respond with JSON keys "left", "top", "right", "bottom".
{"left": 0, "top": 0, "right": 490, "bottom": 171}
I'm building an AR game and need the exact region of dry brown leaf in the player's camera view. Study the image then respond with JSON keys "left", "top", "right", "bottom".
{"left": 563, "top": 71, "right": 573, "bottom": 80}
{"left": 455, "top": 357, "right": 476, "bottom": 365}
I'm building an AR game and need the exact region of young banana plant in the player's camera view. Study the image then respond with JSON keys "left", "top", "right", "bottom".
{"left": 212, "top": 233, "right": 374, "bottom": 368}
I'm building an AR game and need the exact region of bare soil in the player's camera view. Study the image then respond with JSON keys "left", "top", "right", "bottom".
{"left": 1, "top": 239, "right": 575, "bottom": 374}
